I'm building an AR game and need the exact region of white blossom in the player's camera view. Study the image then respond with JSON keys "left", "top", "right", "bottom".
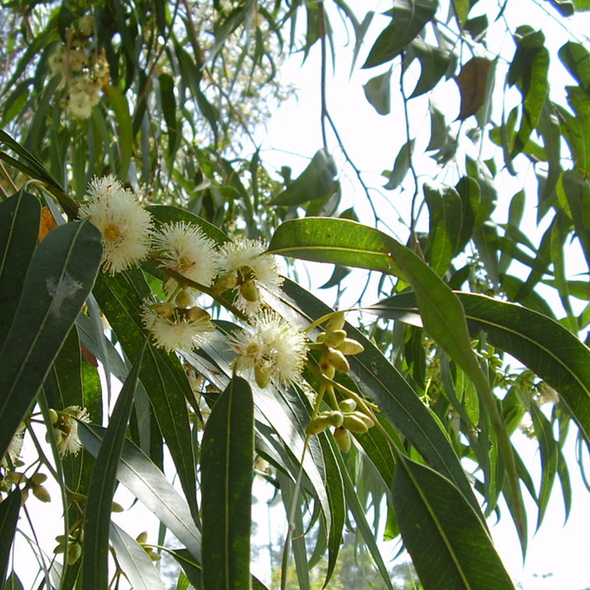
{"left": 152, "top": 221, "right": 217, "bottom": 294}
{"left": 55, "top": 407, "right": 90, "bottom": 456}
{"left": 79, "top": 175, "right": 153, "bottom": 274}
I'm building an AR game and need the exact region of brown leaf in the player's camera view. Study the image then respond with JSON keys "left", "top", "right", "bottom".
{"left": 81, "top": 344, "right": 99, "bottom": 367}
{"left": 454, "top": 57, "right": 492, "bottom": 120}
{"left": 38, "top": 206, "right": 58, "bottom": 242}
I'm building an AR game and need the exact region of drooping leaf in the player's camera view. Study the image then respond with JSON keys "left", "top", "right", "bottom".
{"left": 363, "top": 0, "right": 438, "bottom": 68}
{"left": 455, "top": 57, "right": 493, "bottom": 120}
{"left": 109, "top": 523, "right": 167, "bottom": 590}
{"left": 82, "top": 342, "right": 145, "bottom": 590}
{"left": 79, "top": 424, "right": 202, "bottom": 560}
{"left": 363, "top": 69, "right": 392, "bottom": 115}
{"left": 0, "top": 220, "right": 102, "bottom": 461}
{"left": 559, "top": 41, "right": 590, "bottom": 95}
{"left": 201, "top": 376, "right": 254, "bottom": 590}
{"left": 105, "top": 85, "right": 133, "bottom": 180}
{"left": 271, "top": 149, "right": 338, "bottom": 207}
{"left": 407, "top": 38, "right": 453, "bottom": 98}
{"left": 393, "top": 457, "right": 515, "bottom": 590}
{"left": 383, "top": 139, "right": 415, "bottom": 190}
{"left": 559, "top": 170, "right": 590, "bottom": 271}
{"left": 0, "top": 490, "right": 21, "bottom": 590}
{"left": 0, "top": 192, "right": 40, "bottom": 350}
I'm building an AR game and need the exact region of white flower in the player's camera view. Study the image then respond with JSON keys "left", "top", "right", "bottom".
{"left": 55, "top": 407, "right": 90, "bottom": 456}
{"left": 152, "top": 221, "right": 217, "bottom": 294}
{"left": 79, "top": 175, "right": 154, "bottom": 274}
{"left": 230, "top": 310, "right": 308, "bottom": 387}
{"left": 141, "top": 303, "right": 214, "bottom": 353}
{"left": 68, "top": 89, "right": 94, "bottom": 119}
{"left": 216, "top": 238, "right": 283, "bottom": 315}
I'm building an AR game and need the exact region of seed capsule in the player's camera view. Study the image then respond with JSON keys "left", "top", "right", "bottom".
{"left": 334, "top": 427, "right": 351, "bottom": 453}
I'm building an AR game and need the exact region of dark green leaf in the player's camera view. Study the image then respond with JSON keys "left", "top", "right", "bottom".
{"left": 559, "top": 170, "right": 590, "bottom": 271}
{"left": 201, "top": 377, "right": 254, "bottom": 590}
{"left": 559, "top": 41, "right": 590, "bottom": 95}
{"left": 271, "top": 149, "right": 338, "bottom": 207}
{"left": 0, "top": 192, "right": 40, "bottom": 349}
{"left": 83, "top": 342, "right": 145, "bottom": 590}
{"left": 363, "top": 69, "right": 391, "bottom": 115}
{"left": 0, "top": 220, "right": 102, "bottom": 461}
{"left": 393, "top": 457, "right": 515, "bottom": 590}
{"left": 383, "top": 139, "right": 415, "bottom": 190}
{"left": 0, "top": 490, "right": 21, "bottom": 590}
{"left": 105, "top": 85, "right": 133, "bottom": 180}
{"left": 407, "top": 38, "right": 453, "bottom": 98}
{"left": 363, "top": 0, "right": 438, "bottom": 68}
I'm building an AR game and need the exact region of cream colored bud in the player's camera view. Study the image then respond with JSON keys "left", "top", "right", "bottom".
{"left": 338, "top": 399, "right": 357, "bottom": 413}
{"left": 306, "top": 416, "right": 331, "bottom": 435}
{"left": 151, "top": 301, "right": 175, "bottom": 317}
{"left": 326, "top": 348, "right": 350, "bottom": 373}
{"left": 240, "top": 279, "right": 259, "bottom": 303}
{"left": 136, "top": 531, "right": 148, "bottom": 545}
{"left": 326, "top": 312, "right": 346, "bottom": 332}
{"left": 337, "top": 338, "right": 364, "bottom": 356}
{"left": 328, "top": 411, "right": 344, "bottom": 428}
{"left": 353, "top": 411, "right": 375, "bottom": 429}
{"left": 186, "top": 306, "right": 211, "bottom": 322}
{"left": 255, "top": 364, "right": 272, "bottom": 389}
{"left": 49, "top": 408, "right": 59, "bottom": 424}
{"left": 176, "top": 290, "right": 192, "bottom": 308}
{"left": 325, "top": 329, "right": 347, "bottom": 348}
{"left": 343, "top": 414, "right": 369, "bottom": 434}
{"left": 216, "top": 271, "right": 238, "bottom": 291}
{"left": 334, "top": 427, "right": 351, "bottom": 453}
{"left": 316, "top": 331, "right": 326, "bottom": 343}
{"left": 32, "top": 485, "right": 51, "bottom": 503}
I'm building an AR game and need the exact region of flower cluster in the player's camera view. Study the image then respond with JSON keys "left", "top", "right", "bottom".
{"left": 79, "top": 175, "right": 154, "bottom": 274}
{"left": 230, "top": 310, "right": 308, "bottom": 388}
{"left": 48, "top": 15, "right": 109, "bottom": 119}
{"left": 49, "top": 406, "right": 90, "bottom": 457}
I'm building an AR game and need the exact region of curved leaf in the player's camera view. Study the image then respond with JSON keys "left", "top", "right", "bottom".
{"left": 201, "top": 376, "right": 254, "bottom": 590}
{"left": 82, "top": 342, "right": 145, "bottom": 590}
{"left": 0, "top": 220, "right": 102, "bottom": 460}
{"left": 393, "top": 457, "right": 515, "bottom": 590}
{"left": 0, "top": 490, "right": 21, "bottom": 590}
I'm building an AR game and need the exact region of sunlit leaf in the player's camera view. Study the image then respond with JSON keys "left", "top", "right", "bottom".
{"left": 455, "top": 57, "right": 493, "bottom": 120}
{"left": 201, "top": 377, "right": 254, "bottom": 590}
{"left": 383, "top": 139, "right": 415, "bottom": 190}
{"left": 407, "top": 38, "right": 453, "bottom": 98}
{"left": 363, "top": 69, "right": 391, "bottom": 115}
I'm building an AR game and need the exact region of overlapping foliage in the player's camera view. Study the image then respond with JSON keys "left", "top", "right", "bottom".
{"left": 1, "top": 1, "right": 590, "bottom": 589}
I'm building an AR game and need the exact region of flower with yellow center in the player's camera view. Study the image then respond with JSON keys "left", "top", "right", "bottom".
{"left": 54, "top": 407, "right": 90, "bottom": 457}
{"left": 79, "top": 176, "right": 153, "bottom": 275}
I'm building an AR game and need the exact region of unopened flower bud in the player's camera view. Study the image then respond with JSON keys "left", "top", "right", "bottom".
{"left": 175, "top": 290, "right": 192, "bottom": 309}
{"left": 33, "top": 485, "right": 51, "bottom": 503}
{"left": 334, "top": 427, "right": 351, "bottom": 453}
{"left": 30, "top": 473, "right": 48, "bottom": 485}
{"left": 255, "top": 364, "right": 272, "bottom": 389}
{"left": 316, "top": 331, "right": 326, "bottom": 344}
{"left": 328, "top": 411, "right": 344, "bottom": 428}
{"left": 136, "top": 531, "right": 149, "bottom": 545}
{"left": 339, "top": 399, "right": 357, "bottom": 413}
{"left": 326, "top": 312, "right": 346, "bottom": 332}
{"left": 67, "top": 543, "right": 82, "bottom": 565}
{"left": 326, "top": 348, "right": 350, "bottom": 373}
{"left": 49, "top": 409, "right": 59, "bottom": 424}
{"left": 343, "top": 414, "right": 369, "bottom": 434}
{"left": 216, "top": 271, "right": 238, "bottom": 291}
{"left": 306, "top": 415, "right": 332, "bottom": 435}
{"left": 186, "top": 306, "right": 211, "bottom": 322}
{"left": 111, "top": 501, "right": 124, "bottom": 513}
{"left": 353, "top": 411, "right": 375, "bottom": 429}
{"left": 337, "top": 338, "right": 364, "bottom": 356}
{"left": 151, "top": 301, "right": 174, "bottom": 317}
{"left": 240, "top": 279, "right": 259, "bottom": 303}
{"left": 325, "top": 329, "right": 347, "bottom": 348}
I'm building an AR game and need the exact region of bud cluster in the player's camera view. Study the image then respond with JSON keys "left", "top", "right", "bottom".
{"left": 316, "top": 313, "right": 364, "bottom": 379}
{"left": 1, "top": 470, "right": 51, "bottom": 506}
{"left": 136, "top": 531, "right": 161, "bottom": 562}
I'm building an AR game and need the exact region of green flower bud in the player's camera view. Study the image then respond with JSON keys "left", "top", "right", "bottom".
{"left": 255, "top": 364, "right": 272, "bottom": 389}
{"left": 240, "top": 279, "right": 259, "bottom": 303}
{"left": 136, "top": 531, "right": 149, "bottom": 545}
{"left": 30, "top": 473, "right": 48, "bottom": 485}
{"left": 328, "top": 411, "right": 344, "bottom": 428}
{"left": 111, "top": 501, "right": 124, "bottom": 513}
{"left": 352, "top": 411, "right": 375, "bottom": 429}
{"left": 338, "top": 399, "right": 357, "bottom": 413}
{"left": 48, "top": 408, "right": 59, "bottom": 424}
{"left": 186, "top": 306, "right": 211, "bottom": 322}
{"left": 326, "top": 348, "right": 350, "bottom": 373}
{"left": 216, "top": 271, "right": 238, "bottom": 291}
{"left": 306, "top": 416, "right": 331, "bottom": 435}
{"left": 343, "top": 414, "right": 369, "bottom": 434}
{"left": 32, "top": 485, "right": 51, "bottom": 503}
{"left": 150, "top": 301, "right": 174, "bottom": 317}
{"left": 67, "top": 543, "right": 82, "bottom": 565}
{"left": 316, "top": 331, "right": 326, "bottom": 344}
{"left": 337, "top": 338, "right": 364, "bottom": 356}
{"left": 324, "top": 329, "right": 347, "bottom": 348}
{"left": 326, "top": 312, "right": 346, "bottom": 333}
{"left": 175, "top": 290, "right": 192, "bottom": 309}
{"left": 334, "top": 427, "right": 351, "bottom": 453}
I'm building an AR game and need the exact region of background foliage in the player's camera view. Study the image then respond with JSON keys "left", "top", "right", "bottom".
{"left": 1, "top": 0, "right": 590, "bottom": 589}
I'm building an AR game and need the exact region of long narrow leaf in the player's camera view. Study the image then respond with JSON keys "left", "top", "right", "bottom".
{"left": 0, "top": 220, "right": 102, "bottom": 460}
{"left": 0, "top": 490, "right": 21, "bottom": 590}
{"left": 82, "top": 342, "right": 146, "bottom": 590}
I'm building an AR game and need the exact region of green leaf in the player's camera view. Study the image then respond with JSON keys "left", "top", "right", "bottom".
{"left": 508, "top": 30, "right": 549, "bottom": 157}
{"left": 369, "top": 292, "right": 590, "bottom": 443}
{"left": 105, "top": 85, "right": 133, "bottom": 180}
{"left": 558, "top": 87, "right": 590, "bottom": 175}
{"left": 82, "top": 342, "right": 146, "bottom": 590}
{"left": 160, "top": 72, "right": 179, "bottom": 158}
{"left": 0, "top": 490, "right": 21, "bottom": 590}
{"left": 363, "top": 0, "right": 438, "bottom": 68}
{"left": 79, "top": 424, "right": 202, "bottom": 560}
{"left": 0, "top": 192, "right": 40, "bottom": 349}
{"left": 363, "top": 69, "right": 392, "bottom": 115}
{"left": 423, "top": 183, "right": 463, "bottom": 276}
{"left": 407, "top": 38, "right": 453, "bottom": 98}
{"left": 560, "top": 170, "right": 590, "bottom": 271}
{"left": 93, "top": 271, "right": 198, "bottom": 519}
{"left": 559, "top": 41, "right": 590, "bottom": 95}
{"left": 201, "top": 376, "right": 254, "bottom": 590}
{"left": 393, "top": 457, "right": 515, "bottom": 590}
{"left": 383, "top": 139, "right": 415, "bottom": 190}
{"left": 271, "top": 149, "right": 338, "bottom": 207}
{"left": 0, "top": 220, "right": 102, "bottom": 461}
{"left": 109, "top": 523, "right": 167, "bottom": 590}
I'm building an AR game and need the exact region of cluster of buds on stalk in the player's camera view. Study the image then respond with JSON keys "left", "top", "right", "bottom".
{"left": 136, "top": 531, "right": 161, "bottom": 562}
{"left": 306, "top": 312, "right": 376, "bottom": 452}
{"left": 1, "top": 471, "right": 51, "bottom": 505}
{"left": 54, "top": 534, "right": 83, "bottom": 565}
